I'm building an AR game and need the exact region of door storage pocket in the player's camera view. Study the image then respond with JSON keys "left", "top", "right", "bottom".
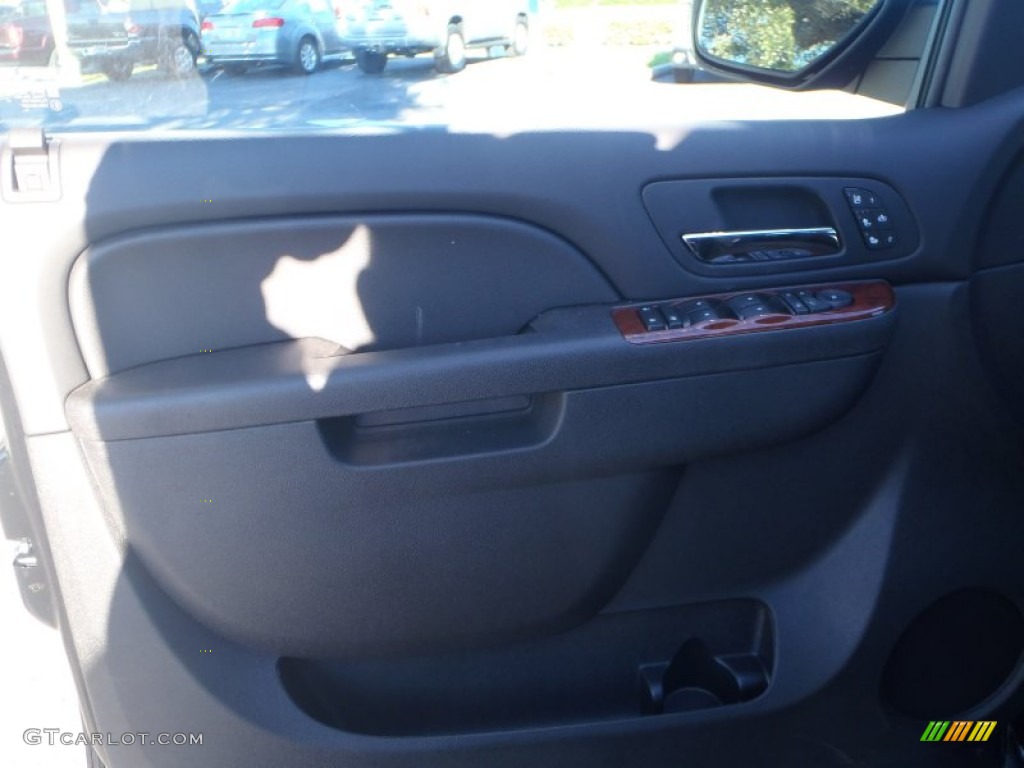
{"left": 279, "top": 599, "right": 773, "bottom": 736}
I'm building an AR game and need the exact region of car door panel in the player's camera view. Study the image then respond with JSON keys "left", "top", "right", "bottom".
{"left": 67, "top": 349, "right": 880, "bottom": 656}
{"left": 67, "top": 213, "right": 619, "bottom": 377}
{"left": 5, "top": 62, "right": 1024, "bottom": 768}
{"left": 61, "top": 204, "right": 890, "bottom": 657}
{"left": 969, "top": 151, "right": 1024, "bottom": 433}
{"left": 3, "top": 105, "right": 1005, "bottom": 435}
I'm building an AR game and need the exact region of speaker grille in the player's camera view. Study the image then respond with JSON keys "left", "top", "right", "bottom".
{"left": 882, "top": 589, "right": 1024, "bottom": 718}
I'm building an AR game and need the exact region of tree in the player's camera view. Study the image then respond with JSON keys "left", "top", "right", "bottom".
{"left": 791, "top": 0, "right": 877, "bottom": 50}
{"left": 701, "top": 0, "right": 878, "bottom": 71}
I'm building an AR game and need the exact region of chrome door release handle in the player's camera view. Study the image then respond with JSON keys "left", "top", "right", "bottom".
{"left": 681, "top": 227, "right": 841, "bottom": 264}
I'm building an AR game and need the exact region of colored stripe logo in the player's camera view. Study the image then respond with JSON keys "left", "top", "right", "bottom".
{"left": 921, "top": 721, "right": 997, "bottom": 742}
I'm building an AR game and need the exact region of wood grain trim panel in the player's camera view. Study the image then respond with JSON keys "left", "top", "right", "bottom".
{"left": 612, "top": 281, "right": 894, "bottom": 344}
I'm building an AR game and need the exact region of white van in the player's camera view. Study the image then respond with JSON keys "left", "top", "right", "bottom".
{"left": 342, "top": 0, "right": 529, "bottom": 74}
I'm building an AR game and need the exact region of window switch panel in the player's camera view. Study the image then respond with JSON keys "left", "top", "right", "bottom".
{"left": 615, "top": 281, "right": 895, "bottom": 344}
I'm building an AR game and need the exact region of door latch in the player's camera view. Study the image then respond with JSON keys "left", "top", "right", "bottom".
{"left": 12, "top": 538, "right": 38, "bottom": 568}
{"left": 2, "top": 127, "right": 61, "bottom": 202}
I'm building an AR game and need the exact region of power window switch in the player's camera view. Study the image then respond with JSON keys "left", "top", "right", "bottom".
{"left": 737, "top": 304, "right": 773, "bottom": 320}
{"left": 779, "top": 291, "right": 810, "bottom": 315}
{"left": 677, "top": 298, "right": 717, "bottom": 314}
{"left": 687, "top": 308, "right": 720, "bottom": 326}
{"left": 660, "top": 305, "right": 687, "bottom": 329}
{"left": 728, "top": 293, "right": 767, "bottom": 310}
{"left": 796, "top": 290, "right": 832, "bottom": 313}
{"left": 638, "top": 306, "right": 667, "bottom": 332}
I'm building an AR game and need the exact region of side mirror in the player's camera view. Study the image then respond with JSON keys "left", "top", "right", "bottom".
{"left": 691, "top": 0, "right": 904, "bottom": 88}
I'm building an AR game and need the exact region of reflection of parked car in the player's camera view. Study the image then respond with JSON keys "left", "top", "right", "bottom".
{"left": 0, "top": 0, "right": 55, "bottom": 66}
{"left": 202, "top": 0, "right": 348, "bottom": 75}
{"left": 342, "top": 0, "right": 529, "bottom": 75}
{"left": 64, "top": 0, "right": 202, "bottom": 80}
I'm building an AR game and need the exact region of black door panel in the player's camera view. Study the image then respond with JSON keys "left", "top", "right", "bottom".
{"left": 69, "top": 214, "right": 617, "bottom": 377}
{"left": 5, "top": 99, "right": 1019, "bottom": 438}
{"left": 6, "top": 51, "right": 1024, "bottom": 766}
{"left": 70, "top": 350, "right": 878, "bottom": 656}
{"left": 67, "top": 311, "right": 892, "bottom": 441}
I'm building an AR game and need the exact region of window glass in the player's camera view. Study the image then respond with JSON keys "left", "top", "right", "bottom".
{"left": 225, "top": 0, "right": 285, "bottom": 11}
{"left": 0, "top": 0, "right": 935, "bottom": 134}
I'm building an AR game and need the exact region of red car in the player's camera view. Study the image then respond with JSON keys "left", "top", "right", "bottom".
{"left": 0, "top": 0, "right": 55, "bottom": 66}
